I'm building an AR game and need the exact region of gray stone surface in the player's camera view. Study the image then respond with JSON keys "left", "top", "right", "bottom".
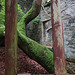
{"left": 61, "top": 0, "right": 75, "bottom": 59}
{"left": 18, "top": 0, "right": 33, "bottom": 13}
{"left": 26, "top": 19, "right": 42, "bottom": 43}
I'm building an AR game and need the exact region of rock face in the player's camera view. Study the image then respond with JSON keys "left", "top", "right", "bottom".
{"left": 60, "top": 0, "right": 75, "bottom": 59}
{"left": 26, "top": 20, "right": 42, "bottom": 43}
{"left": 18, "top": 0, "right": 33, "bottom": 13}
{"left": 40, "top": 0, "right": 75, "bottom": 59}
{"left": 18, "top": 0, "right": 75, "bottom": 59}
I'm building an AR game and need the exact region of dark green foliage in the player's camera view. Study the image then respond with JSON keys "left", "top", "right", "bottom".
{"left": 0, "top": 0, "right": 5, "bottom": 26}
{"left": 0, "top": 0, "right": 24, "bottom": 26}
{"left": 66, "top": 66, "right": 75, "bottom": 74}
{"left": 66, "top": 58, "right": 75, "bottom": 63}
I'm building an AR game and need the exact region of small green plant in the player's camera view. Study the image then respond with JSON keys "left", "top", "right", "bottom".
{"left": 18, "top": 4, "right": 24, "bottom": 15}
{"left": 0, "top": 0, "right": 24, "bottom": 26}
{"left": 0, "top": 0, "right": 5, "bottom": 26}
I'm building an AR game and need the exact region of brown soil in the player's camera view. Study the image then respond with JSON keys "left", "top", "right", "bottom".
{"left": 0, "top": 47, "right": 47, "bottom": 75}
{"left": 0, "top": 47, "right": 75, "bottom": 75}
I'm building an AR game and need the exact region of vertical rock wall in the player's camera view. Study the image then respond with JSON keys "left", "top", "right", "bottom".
{"left": 60, "top": 0, "right": 75, "bottom": 58}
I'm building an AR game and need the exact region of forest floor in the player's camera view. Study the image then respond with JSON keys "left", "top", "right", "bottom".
{"left": 0, "top": 47, "right": 75, "bottom": 75}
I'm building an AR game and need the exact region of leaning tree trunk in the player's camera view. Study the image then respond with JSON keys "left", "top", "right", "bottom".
{"left": 17, "top": 30, "right": 54, "bottom": 73}
{"left": 5, "top": 0, "right": 17, "bottom": 75}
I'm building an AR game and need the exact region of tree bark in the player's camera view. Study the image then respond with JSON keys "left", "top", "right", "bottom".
{"left": 5, "top": 0, "right": 17, "bottom": 75}
{"left": 17, "top": 0, "right": 42, "bottom": 36}
{"left": 24, "top": 0, "right": 42, "bottom": 25}
{"left": 51, "top": 0, "right": 66, "bottom": 74}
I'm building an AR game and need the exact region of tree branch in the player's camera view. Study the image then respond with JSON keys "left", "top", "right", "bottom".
{"left": 24, "top": 0, "right": 42, "bottom": 25}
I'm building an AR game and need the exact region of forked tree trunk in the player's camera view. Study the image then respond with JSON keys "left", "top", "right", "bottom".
{"left": 51, "top": 0, "right": 67, "bottom": 74}
{"left": 5, "top": 0, "right": 17, "bottom": 75}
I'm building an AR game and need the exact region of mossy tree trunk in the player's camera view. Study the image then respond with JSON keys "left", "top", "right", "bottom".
{"left": 17, "top": 30, "right": 54, "bottom": 73}
{"left": 51, "top": 0, "right": 67, "bottom": 74}
{"left": 5, "top": 0, "right": 17, "bottom": 75}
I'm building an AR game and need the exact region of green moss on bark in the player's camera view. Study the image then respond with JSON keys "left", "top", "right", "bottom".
{"left": 17, "top": 30, "right": 54, "bottom": 73}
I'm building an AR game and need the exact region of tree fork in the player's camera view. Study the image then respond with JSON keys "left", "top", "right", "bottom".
{"left": 24, "top": 0, "right": 42, "bottom": 25}
{"left": 5, "top": 0, "right": 17, "bottom": 75}
{"left": 51, "top": 0, "right": 67, "bottom": 74}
